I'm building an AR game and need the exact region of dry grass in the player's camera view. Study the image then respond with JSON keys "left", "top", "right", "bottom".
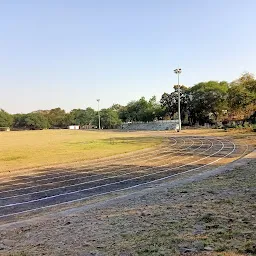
{"left": 0, "top": 130, "right": 162, "bottom": 173}
{"left": 1, "top": 128, "right": 255, "bottom": 174}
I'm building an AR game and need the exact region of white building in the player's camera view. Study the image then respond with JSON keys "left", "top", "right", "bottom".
{"left": 68, "top": 125, "right": 80, "bottom": 130}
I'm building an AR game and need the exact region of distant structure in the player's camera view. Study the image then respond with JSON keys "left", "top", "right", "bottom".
{"left": 68, "top": 125, "right": 80, "bottom": 130}
{"left": 0, "top": 127, "right": 10, "bottom": 132}
{"left": 121, "top": 120, "right": 179, "bottom": 131}
{"left": 81, "top": 124, "right": 95, "bottom": 129}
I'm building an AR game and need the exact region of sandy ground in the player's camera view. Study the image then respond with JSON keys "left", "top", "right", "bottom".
{"left": 0, "top": 149, "right": 255, "bottom": 256}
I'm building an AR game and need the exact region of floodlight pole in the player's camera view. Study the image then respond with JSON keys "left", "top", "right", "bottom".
{"left": 174, "top": 68, "right": 182, "bottom": 131}
{"left": 97, "top": 99, "right": 101, "bottom": 130}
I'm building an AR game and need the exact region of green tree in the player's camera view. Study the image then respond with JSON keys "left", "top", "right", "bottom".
{"left": 13, "top": 113, "right": 26, "bottom": 128}
{"left": 62, "top": 113, "right": 74, "bottom": 127}
{"left": 13, "top": 112, "right": 49, "bottom": 130}
{"left": 227, "top": 73, "right": 256, "bottom": 120}
{"left": 188, "top": 81, "right": 229, "bottom": 124}
{"left": 47, "top": 108, "right": 67, "bottom": 128}
{"left": 160, "top": 85, "right": 190, "bottom": 122}
{"left": 110, "top": 104, "right": 123, "bottom": 111}
{"left": 119, "top": 96, "right": 164, "bottom": 122}
{"left": 95, "top": 108, "right": 122, "bottom": 129}
{"left": 70, "top": 108, "right": 96, "bottom": 126}
{"left": 134, "top": 97, "right": 149, "bottom": 122}
{"left": 0, "top": 109, "right": 13, "bottom": 127}
{"left": 24, "top": 113, "right": 49, "bottom": 130}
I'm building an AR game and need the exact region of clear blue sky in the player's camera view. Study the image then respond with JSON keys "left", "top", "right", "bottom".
{"left": 1, "top": 0, "right": 255, "bottom": 113}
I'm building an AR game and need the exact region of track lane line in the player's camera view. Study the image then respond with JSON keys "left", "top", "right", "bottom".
{"left": 0, "top": 137, "right": 197, "bottom": 198}
{"left": 0, "top": 137, "right": 239, "bottom": 219}
{"left": 0, "top": 138, "right": 182, "bottom": 189}
{"left": 0, "top": 137, "right": 178, "bottom": 181}
{"left": 0, "top": 138, "right": 204, "bottom": 202}
{"left": 0, "top": 137, "right": 179, "bottom": 185}
{"left": 0, "top": 138, "right": 215, "bottom": 207}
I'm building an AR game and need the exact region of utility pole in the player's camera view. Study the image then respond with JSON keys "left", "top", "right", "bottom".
{"left": 174, "top": 68, "right": 182, "bottom": 131}
{"left": 96, "top": 99, "right": 101, "bottom": 129}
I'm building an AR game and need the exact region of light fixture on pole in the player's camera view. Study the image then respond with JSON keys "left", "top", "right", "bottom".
{"left": 174, "top": 68, "right": 182, "bottom": 131}
{"left": 96, "top": 99, "right": 101, "bottom": 130}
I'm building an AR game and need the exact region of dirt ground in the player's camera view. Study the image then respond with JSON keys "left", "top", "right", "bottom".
{"left": 0, "top": 150, "right": 255, "bottom": 256}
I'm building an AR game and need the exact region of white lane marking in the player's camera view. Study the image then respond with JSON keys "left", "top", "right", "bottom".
{"left": 0, "top": 138, "right": 203, "bottom": 200}
{"left": 0, "top": 137, "right": 178, "bottom": 182}
{"left": 0, "top": 138, "right": 179, "bottom": 185}
{"left": 0, "top": 138, "right": 188, "bottom": 194}
{"left": 0, "top": 138, "right": 237, "bottom": 219}
{"left": 0, "top": 138, "right": 217, "bottom": 207}
{"left": 0, "top": 138, "right": 182, "bottom": 189}
{"left": 0, "top": 138, "right": 195, "bottom": 200}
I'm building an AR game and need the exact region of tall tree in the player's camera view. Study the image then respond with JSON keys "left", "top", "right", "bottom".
{"left": 110, "top": 104, "right": 123, "bottom": 111}
{"left": 13, "top": 113, "right": 49, "bottom": 130}
{"left": 0, "top": 109, "right": 13, "bottom": 127}
{"left": 47, "top": 108, "right": 67, "bottom": 128}
{"left": 70, "top": 108, "right": 96, "bottom": 126}
{"left": 227, "top": 73, "right": 256, "bottom": 120}
{"left": 23, "top": 113, "right": 50, "bottom": 130}
{"left": 95, "top": 108, "right": 122, "bottom": 129}
{"left": 160, "top": 85, "right": 190, "bottom": 122}
{"left": 13, "top": 114, "right": 27, "bottom": 128}
{"left": 188, "top": 81, "right": 229, "bottom": 124}
{"left": 119, "top": 96, "right": 164, "bottom": 122}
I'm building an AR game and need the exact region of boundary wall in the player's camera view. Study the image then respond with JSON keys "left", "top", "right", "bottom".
{"left": 121, "top": 120, "right": 179, "bottom": 131}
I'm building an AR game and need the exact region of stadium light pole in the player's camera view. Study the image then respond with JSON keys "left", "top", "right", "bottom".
{"left": 97, "top": 99, "right": 101, "bottom": 130}
{"left": 174, "top": 68, "right": 182, "bottom": 131}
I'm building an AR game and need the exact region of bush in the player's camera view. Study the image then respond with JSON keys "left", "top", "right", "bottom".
{"left": 243, "top": 121, "right": 250, "bottom": 128}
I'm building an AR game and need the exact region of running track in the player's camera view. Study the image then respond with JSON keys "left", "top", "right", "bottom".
{"left": 0, "top": 136, "right": 249, "bottom": 223}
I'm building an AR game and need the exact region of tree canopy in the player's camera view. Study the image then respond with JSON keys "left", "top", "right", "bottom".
{"left": 119, "top": 96, "right": 163, "bottom": 122}
{"left": 97, "top": 108, "right": 122, "bottom": 129}
{"left": 0, "top": 109, "right": 13, "bottom": 127}
{"left": 1, "top": 72, "right": 256, "bottom": 130}
{"left": 188, "top": 81, "right": 229, "bottom": 124}
{"left": 227, "top": 73, "right": 256, "bottom": 120}
{"left": 13, "top": 113, "right": 49, "bottom": 130}
{"left": 70, "top": 108, "right": 96, "bottom": 126}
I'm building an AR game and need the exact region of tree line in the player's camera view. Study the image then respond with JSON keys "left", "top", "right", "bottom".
{"left": 0, "top": 73, "right": 255, "bottom": 130}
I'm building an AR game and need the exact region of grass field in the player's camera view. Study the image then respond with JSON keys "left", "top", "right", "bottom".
{"left": 0, "top": 130, "right": 163, "bottom": 173}
{"left": 1, "top": 128, "right": 255, "bottom": 174}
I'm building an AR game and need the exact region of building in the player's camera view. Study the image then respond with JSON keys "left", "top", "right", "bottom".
{"left": 68, "top": 125, "right": 80, "bottom": 130}
{"left": 0, "top": 127, "right": 10, "bottom": 131}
